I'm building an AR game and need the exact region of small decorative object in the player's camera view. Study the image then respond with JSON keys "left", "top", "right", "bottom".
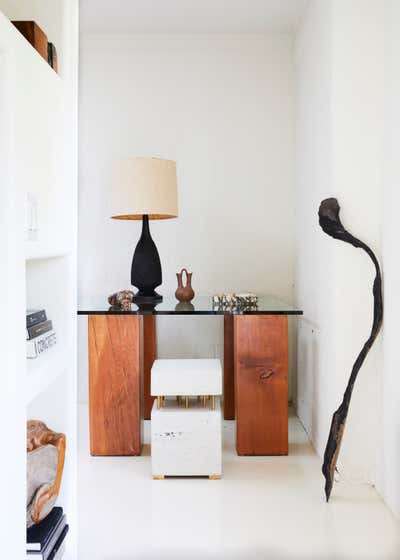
{"left": 175, "top": 268, "right": 195, "bottom": 302}
{"left": 108, "top": 289, "right": 134, "bottom": 310}
{"left": 212, "top": 292, "right": 258, "bottom": 311}
{"left": 27, "top": 421, "right": 66, "bottom": 527}
{"left": 318, "top": 198, "right": 383, "bottom": 502}
{"left": 25, "top": 192, "right": 39, "bottom": 242}
{"left": 111, "top": 157, "right": 178, "bottom": 304}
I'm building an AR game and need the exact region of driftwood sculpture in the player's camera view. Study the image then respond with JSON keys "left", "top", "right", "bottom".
{"left": 27, "top": 421, "right": 66, "bottom": 527}
{"left": 318, "top": 198, "right": 383, "bottom": 502}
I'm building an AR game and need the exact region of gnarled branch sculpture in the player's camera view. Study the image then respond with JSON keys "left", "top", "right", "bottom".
{"left": 318, "top": 198, "right": 383, "bottom": 502}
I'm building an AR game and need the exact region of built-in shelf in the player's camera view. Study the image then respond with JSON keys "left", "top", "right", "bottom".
{"left": 0, "top": 2, "right": 77, "bottom": 557}
{"left": 26, "top": 346, "right": 68, "bottom": 404}
{"left": 25, "top": 244, "right": 71, "bottom": 261}
{"left": 1, "top": 13, "right": 62, "bottom": 82}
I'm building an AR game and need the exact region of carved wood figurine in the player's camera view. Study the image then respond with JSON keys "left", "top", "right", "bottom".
{"left": 318, "top": 198, "right": 383, "bottom": 502}
{"left": 27, "top": 421, "right": 66, "bottom": 527}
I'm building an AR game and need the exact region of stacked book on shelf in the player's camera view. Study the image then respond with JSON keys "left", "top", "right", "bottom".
{"left": 27, "top": 507, "right": 69, "bottom": 560}
{"left": 26, "top": 309, "right": 57, "bottom": 359}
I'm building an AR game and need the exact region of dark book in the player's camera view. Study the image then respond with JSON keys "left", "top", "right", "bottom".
{"left": 27, "top": 319, "right": 53, "bottom": 340}
{"left": 27, "top": 507, "right": 63, "bottom": 551}
{"left": 11, "top": 21, "right": 48, "bottom": 62}
{"left": 26, "top": 518, "right": 67, "bottom": 559}
{"left": 26, "top": 309, "right": 47, "bottom": 329}
{"left": 46, "top": 525, "right": 69, "bottom": 560}
{"left": 47, "top": 42, "right": 58, "bottom": 73}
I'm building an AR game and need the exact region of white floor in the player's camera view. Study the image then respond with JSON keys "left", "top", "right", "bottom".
{"left": 78, "top": 405, "right": 400, "bottom": 560}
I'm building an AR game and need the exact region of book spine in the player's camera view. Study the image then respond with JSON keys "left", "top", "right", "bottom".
{"left": 27, "top": 331, "right": 57, "bottom": 359}
{"left": 27, "top": 320, "right": 53, "bottom": 340}
{"left": 26, "top": 508, "right": 64, "bottom": 552}
{"left": 26, "top": 310, "right": 47, "bottom": 328}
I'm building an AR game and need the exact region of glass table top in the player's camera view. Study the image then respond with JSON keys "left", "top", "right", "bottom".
{"left": 78, "top": 294, "right": 303, "bottom": 316}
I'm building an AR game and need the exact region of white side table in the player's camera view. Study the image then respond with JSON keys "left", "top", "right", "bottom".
{"left": 151, "top": 398, "right": 222, "bottom": 479}
{"left": 151, "top": 358, "right": 222, "bottom": 399}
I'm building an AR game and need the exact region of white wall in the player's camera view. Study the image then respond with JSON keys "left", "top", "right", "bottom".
{"left": 380, "top": 0, "right": 400, "bottom": 518}
{"left": 295, "top": 0, "right": 384, "bottom": 487}
{"left": 78, "top": 33, "right": 295, "bottom": 402}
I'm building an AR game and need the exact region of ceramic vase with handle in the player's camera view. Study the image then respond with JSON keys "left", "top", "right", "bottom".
{"left": 175, "top": 268, "right": 195, "bottom": 302}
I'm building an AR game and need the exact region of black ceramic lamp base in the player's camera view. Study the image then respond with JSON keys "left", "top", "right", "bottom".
{"left": 131, "top": 214, "right": 163, "bottom": 303}
{"left": 132, "top": 292, "right": 163, "bottom": 305}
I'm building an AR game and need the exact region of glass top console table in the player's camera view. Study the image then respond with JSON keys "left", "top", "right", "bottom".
{"left": 78, "top": 295, "right": 303, "bottom": 459}
{"left": 78, "top": 294, "right": 302, "bottom": 316}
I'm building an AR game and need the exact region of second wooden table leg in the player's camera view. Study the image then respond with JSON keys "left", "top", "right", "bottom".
{"left": 143, "top": 315, "right": 157, "bottom": 420}
{"left": 234, "top": 315, "right": 288, "bottom": 455}
{"left": 224, "top": 315, "right": 235, "bottom": 419}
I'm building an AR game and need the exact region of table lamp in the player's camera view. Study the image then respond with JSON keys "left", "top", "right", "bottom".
{"left": 112, "top": 157, "right": 178, "bottom": 303}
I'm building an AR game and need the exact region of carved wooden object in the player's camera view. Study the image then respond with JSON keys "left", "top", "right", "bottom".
{"left": 319, "top": 197, "right": 383, "bottom": 501}
{"left": 27, "top": 420, "right": 66, "bottom": 526}
{"left": 88, "top": 315, "right": 143, "bottom": 455}
{"left": 234, "top": 315, "right": 288, "bottom": 455}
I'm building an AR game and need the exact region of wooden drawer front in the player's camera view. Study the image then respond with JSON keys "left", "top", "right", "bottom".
{"left": 234, "top": 315, "right": 288, "bottom": 455}
{"left": 88, "top": 315, "right": 143, "bottom": 456}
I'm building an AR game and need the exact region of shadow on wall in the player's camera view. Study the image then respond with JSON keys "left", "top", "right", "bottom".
{"left": 296, "top": 319, "right": 320, "bottom": 445}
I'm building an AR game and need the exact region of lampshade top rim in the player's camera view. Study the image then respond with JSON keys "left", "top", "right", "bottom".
{"left": 111, "top": 213, "right": 178, "bottom": 220}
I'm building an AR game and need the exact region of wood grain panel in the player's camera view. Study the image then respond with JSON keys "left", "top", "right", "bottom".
{"left": 143, "top": 315, "right": 157, "bottom": 420}
{"left": 234, "top": 315, "right": 288, "bottom": 455}
{"left": 88, "top": 315, "right": 143, "bottom": 456}
{"left": 223, "top": 315, "right": 235, "bottom": 420}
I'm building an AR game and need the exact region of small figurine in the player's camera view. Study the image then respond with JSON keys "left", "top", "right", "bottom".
{"left": 175, "top": 268, "right": 195, "bottom": 303}
{"left": 108, "top": 290, "right": 134, "bottom": 310}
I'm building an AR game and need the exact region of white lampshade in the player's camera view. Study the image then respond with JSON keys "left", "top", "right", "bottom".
{"left": 111, "top": 157, "right": 178, "bottom": 220}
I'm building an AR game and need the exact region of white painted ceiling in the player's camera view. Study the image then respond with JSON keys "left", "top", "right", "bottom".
{"left": 80, "top": 0, "right": 309, "bottom": 34}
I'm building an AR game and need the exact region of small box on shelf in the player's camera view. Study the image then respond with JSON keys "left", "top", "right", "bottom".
{"left": 11, "top": 21, "right": 59, "bottom": 74}
{"left": 12, "top": 21, "right": 48, "bottom": 61}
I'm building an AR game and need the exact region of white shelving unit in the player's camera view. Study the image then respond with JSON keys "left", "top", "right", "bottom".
{"left": 0, "top": 3, "right": 78, "bottom": 558}
{"left": 25, "top": 244, "right": 72, "bottom": 261}
{"left": 26, "top": 347, "right": 68, "bottom": 404}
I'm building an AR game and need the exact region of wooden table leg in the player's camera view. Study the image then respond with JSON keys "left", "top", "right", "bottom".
{"left": 224, "top": 315, "right": 235, "bottom": 419}
{"left": 88, "top": 315, "right": 143, "bottom": 456}
{"left": 143, "top": 315, "right": 157, "bottom": 420}
{"left": 234, "top": 315, "right": 288, "bottom": 455}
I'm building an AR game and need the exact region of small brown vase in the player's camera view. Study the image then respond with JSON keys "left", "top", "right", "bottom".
{"left": 175, "top": 268, "right": 195, "bottom": 302}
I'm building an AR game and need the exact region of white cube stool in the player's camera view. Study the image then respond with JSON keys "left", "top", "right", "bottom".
{"left": 151, "top": 358, "right": 222, "bottom": 398}
{"left": 150, "top": 358, "right": 222, "bottom": 479}
{"left": 151, "top": 398, "right": 222, "bottom": 479}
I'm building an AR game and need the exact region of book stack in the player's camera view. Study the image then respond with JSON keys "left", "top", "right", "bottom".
{"left": 26, "top": 309, "right": 57, "bottom": 359}
{"left": 27, "top": 507, "right": 69, "bottom": 560}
